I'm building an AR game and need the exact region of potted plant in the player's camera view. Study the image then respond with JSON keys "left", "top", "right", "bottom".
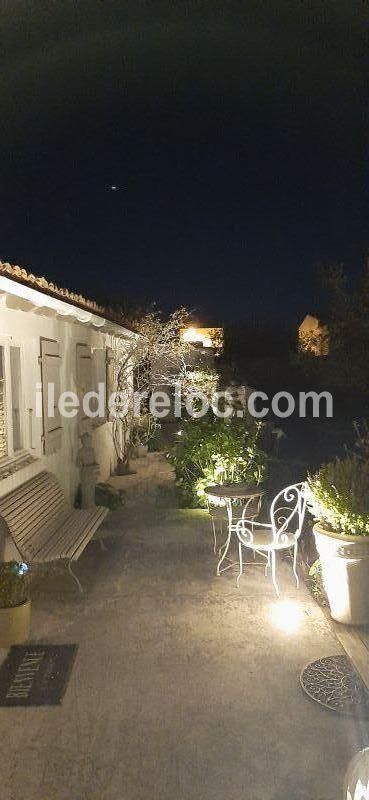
{"left": 0, "top": 561, "right": 31, "bottom": 646}
{"left": 168, "top": 413, "right": 266, "bottom": 507}
{"left": 307, "top": 455, "right": 369, "bottom": 625}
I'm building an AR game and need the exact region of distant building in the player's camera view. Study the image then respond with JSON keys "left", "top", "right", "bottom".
{"left": 180, "top": 326, "right": 223, "bottom": 367}
{"left": 298, "top": 314, "right": 329, "bottom": 356}
{"left": 181, "top": 326, "right": 223, "bottom": 350}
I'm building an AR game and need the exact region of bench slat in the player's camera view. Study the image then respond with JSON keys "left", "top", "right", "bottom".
{"left": 17, "top": 497, "right": 69, "bottom": 548}
{"left": 38, "top": 510, "right": 92, "bottom": 561}
{"left": 0, "top": 472, "right": 67, "bottom": 542}
{"left": 0, "top": 471, "right": 109, "bottom": 568}
{"left": 0, "top": 470, "right": 50, "bottom": 503}
{"left": 24, "top": 510, "right": 74, "bottom": 560}
{"left": 9, "top": 495, "right": 67, "bottom": 543}
{"left": 0, "top": 470, "right": 64, "bottom": 508}
{"left": 33, "top": 508, "right": 108, "bottom": 562}
{"left": 68, "top": 508, "right": 109, "bottom": 560}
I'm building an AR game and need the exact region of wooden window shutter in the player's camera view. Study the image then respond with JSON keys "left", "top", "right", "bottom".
{"left": 91, "top": 348, "right": 107, "bottom": 423}
{"left": 40, "top": 338, "right": 63, "bottom": 455}
{"left": 76, "top": 343, "right": 93, "bottom": 421}
{"left": 0, "top": 346, "right": 7, "bottom": 458}
{"left": 106, "top": 347, "right": 118, "bottom": 419}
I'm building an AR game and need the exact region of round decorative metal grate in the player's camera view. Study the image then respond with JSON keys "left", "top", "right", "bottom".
{"left": 300, "top": 655, "right": 369, "bottom": 716}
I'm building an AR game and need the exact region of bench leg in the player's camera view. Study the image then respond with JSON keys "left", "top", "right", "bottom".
{"left": 68, "top": 560, "right": 84, "bottom": 594}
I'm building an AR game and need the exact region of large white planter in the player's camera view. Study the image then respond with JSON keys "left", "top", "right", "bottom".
{"left": 314, "top": 524, "right": 369, "bottom": 625}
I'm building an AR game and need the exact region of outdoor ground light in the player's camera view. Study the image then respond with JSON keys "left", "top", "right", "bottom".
{"left": 270, "top": 599, "right": 303, "bottom": 635}
{"left": 347, "top": 781, "right": 369, "bottom": 800}
{"left": 345, "top": 749, "right": 369, "bottom": 800}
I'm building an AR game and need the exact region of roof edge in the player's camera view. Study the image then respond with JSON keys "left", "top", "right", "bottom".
{"left": 0, "top": 261, "right": 135, "bottom": 334}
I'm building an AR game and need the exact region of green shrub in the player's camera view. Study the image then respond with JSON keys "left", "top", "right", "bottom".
{"left": 307, "top": 455, "right": 369, "bottom": 536}
{"left": 0, "top": 561, "right": 30, "bottom": 609}
{"left": 168, "top": 413, "right": 266, "bottom": 507}
{"left": 308, "top": 559, "right": 327, "bottom": 605}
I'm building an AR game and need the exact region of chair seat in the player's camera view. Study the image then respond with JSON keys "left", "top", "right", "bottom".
{"left": 244, "top": 528, "right": 297, "bottom": 550}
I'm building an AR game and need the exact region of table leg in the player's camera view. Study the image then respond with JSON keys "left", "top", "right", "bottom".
{"left": 216, "top": 528, "right": 232, "bottom": 575}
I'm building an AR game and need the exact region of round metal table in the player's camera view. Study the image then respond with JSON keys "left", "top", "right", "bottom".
{"left": 205, "top": 484, "right": 264, "bottom": 575}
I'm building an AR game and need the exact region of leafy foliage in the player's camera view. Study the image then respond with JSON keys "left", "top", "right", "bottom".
{"left": 352, "top": 419, "right": 369, "bottom": 460}
{"left": 180, "top": 367, "right": 219, "bottom": 399}
{"left": 168, "top": 413, "right": 266, "bottom": 507}
{"left": 130, "top": 412, "right": 157, "bottom": 447}
{"left": 297, "top": 260, "right": 369, "bottom": 390}
{"left": 0, "top": 561, "right": 29, "bottom": 609}
{"left": 307, "top": 455, "right": 369, "bottom": 536}
{"left": 308, "top": 559, "right": 327, "bottom": 605}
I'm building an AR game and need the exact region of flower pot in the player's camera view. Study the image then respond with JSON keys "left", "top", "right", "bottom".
{"left": 0, "top": 599, "right": 31, "bottom": 647}
{"left": 314, "top": 524, "right": 369, "bottom": 625}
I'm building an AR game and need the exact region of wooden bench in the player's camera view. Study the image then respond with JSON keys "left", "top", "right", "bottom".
{"left": 0, "top": 471, "right": 109, "bottom": 592}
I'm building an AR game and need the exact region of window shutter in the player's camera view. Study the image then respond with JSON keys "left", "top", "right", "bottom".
{"left": 76, "top": 343, "right": 93, "bottom": 421}
{"left": 40, "top": 338, "right": 62, "bottom": 455}
{"left": 0, "top": 346, "right": 7, "bottom": 458}
{"left": 106, "top": 347, "right": 117, "bottom": 419}
{"left": 10, "top": 346, "right": 22, "bottom": 451}
{"left": 92, "top": 348, "right": 107, "bottom": 423}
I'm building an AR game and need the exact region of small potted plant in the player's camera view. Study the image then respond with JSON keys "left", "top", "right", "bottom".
{"left": 0, "top": 561, "right": 31, "bottom": 646}
{"left": 307, "top": 455, "right": 369, "bottom": 625}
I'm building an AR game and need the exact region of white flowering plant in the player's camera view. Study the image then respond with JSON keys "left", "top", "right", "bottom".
{"left": 307, "top": 455, "right": 369, "bottom": 536}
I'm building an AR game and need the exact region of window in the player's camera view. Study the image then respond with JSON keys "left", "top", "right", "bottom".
{"left": 0, "top": 343, "right": 23, "bottom": 459}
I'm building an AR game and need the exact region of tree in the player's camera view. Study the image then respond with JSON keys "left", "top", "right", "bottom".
{"left": 297, "top": 258, "right": 369, "bottom": 391}
{"left": 110, "top": 307, "right": 194, "bottom": 469}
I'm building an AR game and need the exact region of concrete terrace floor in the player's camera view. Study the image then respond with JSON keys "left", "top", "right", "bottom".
{"left": 0, "top": 454, "right": 368, "bottom": 800}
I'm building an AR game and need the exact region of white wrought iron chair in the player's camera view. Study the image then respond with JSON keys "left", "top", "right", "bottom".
{"left": 216, "top": 492, "right": 264, "bottom": 575}
{"left": 235, "top": 482, "right": 307, "bottom": 596}
{"left": 206, "top": 491, "right": 263, "bottom": 560}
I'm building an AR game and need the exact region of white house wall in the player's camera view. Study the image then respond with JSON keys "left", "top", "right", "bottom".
{"left": 0, "top": 303, "right": 128, "bottom": 503}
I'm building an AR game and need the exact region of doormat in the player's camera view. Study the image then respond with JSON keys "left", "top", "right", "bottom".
{"left": 300, "top": 655, "right": 369, "bottom": 717}
{"left": 0, "top": 644, "right": 78, "bottom": 706}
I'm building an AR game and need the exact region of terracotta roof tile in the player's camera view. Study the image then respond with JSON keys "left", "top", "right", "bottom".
{"left": 0, "top": 261, "right": 130, "bottom": 329}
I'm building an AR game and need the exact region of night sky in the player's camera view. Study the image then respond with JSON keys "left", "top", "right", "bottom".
{"left": 0, "top": 1, "right": 367, "bottom": 324}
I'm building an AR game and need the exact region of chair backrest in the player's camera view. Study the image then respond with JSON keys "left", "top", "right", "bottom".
{"left": 270, "top": 482, "right": 307, "bottom": 545}
{"left": 0, "top": 471, "right": 69, "bottom": 559}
